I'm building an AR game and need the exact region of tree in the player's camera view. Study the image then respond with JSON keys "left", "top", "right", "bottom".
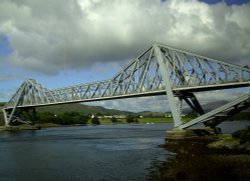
{"left": 91, "top": 116, "right": 100, "bottom": 125}
{"left": 232, "top": 126, "right": 250, "bottom": 144}
{"left": 37, "top": 112, "right": 56, "bottom": 123}
{"left": 96, "top": 112, "right": 103, "bottom": 116}
{"left": 126, "top": 115, "right": 138, "bottom": 123}
{"left": 111, "top": 116, "right": 117, "bottom": 123}
{"left": 36, "top": 111, "right": 89, "bottom": 125}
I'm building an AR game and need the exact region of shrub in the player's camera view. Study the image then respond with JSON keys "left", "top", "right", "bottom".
{"left": 111, "top": 116, "right": 117, "bottom": 123}
{"left": 91, "top": 116, "right": 100, "bottom": 125}
{"left": 232, "top": 126, "right": 250, "bottom": 144}
{"left": 126, "top": 115, "right": 138, "bottom": 123}
{"left": 232, "top": 130, "right": 243, "bottom": 139}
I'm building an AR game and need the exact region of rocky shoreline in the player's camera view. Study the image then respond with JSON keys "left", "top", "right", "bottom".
{"left": 208, "top": 134, "right": 250, "bottom": 153}
{"left": 0, "top": 124, "right": 41, "bottom": 131}
{"left": 149, "top": 135, "right": 250, "bottom": 181}
{"left": 0, "top": 123, "right": 89, "bottom": 131}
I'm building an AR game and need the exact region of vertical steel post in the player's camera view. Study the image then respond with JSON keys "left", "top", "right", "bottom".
{"left": 2, "top": 109, "right": 9, "bottom": 126}
{"left": 154, "top": 44, "right": 183, "bottom": 127}
{"left": 6, "top": 83, "right": 26, "bottom": 126}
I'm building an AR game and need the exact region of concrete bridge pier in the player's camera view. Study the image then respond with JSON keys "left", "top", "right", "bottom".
{"left": 166, "top": 127, "right": 222, "bottom": 141}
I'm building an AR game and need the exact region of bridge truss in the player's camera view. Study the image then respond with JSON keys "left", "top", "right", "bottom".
{"left": 2, "top": 43, "right": 250, "bottom": 128}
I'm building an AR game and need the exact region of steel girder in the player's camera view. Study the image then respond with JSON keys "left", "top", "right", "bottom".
{"left": 179, "top": 93, "right": 250, "bottom": 129}
{"left": 3, "top": 43, "right": 250, "bottom": 126}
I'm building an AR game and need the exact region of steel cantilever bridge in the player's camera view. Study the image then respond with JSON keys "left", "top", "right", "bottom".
{"left": 2, "top": 43, "right": 250, "bottom": 129}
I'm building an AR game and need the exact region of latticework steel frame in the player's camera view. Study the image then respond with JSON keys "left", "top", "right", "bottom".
{"left": 3, "top": 43, "right": 250, "bottom": 127}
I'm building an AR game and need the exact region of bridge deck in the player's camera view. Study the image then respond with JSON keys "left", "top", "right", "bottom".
{"left": 3, "top": 81, "right": 249, "bottom": 110}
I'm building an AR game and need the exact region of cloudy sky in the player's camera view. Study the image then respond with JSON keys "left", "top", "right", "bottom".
{"left": 0, "top": 0, "right": 250, "bottom": 112}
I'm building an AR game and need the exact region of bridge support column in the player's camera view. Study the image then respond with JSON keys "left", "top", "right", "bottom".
{"left": 154, "top": 44, "right": 182, "bottom": 127}
{"left": 180, "top": 93, "right": 204, "bottom": 116}
{"left": 166, "top": 127, "right": 221, "bottom": 141}
{"left": 2, "top": 109, "right": 9, "bottom": 126}
{"left": 3, "top": 81, "right": 27, "bottom": 126}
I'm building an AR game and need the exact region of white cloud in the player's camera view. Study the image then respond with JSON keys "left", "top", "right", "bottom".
{"left": 0, "top": 0, "right": 249, "bottom": 75}
{"left": 86, "top": 88, "right": 248, "bottom": 113}
{"left": 196, "top": 90, "right": 243, "bottom": 103}
{"left": 1, "top": 0, "right": 249, "bottom": 111}
{"left": 0, "top": 75, "right": 17, "bottom": 81}
{"left": 86, "top": 96, "right": 170, "bottom": 113}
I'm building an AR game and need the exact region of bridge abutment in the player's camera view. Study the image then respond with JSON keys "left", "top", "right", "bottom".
{"left": 166, "top": 127, "right": 221, "bottom": 141}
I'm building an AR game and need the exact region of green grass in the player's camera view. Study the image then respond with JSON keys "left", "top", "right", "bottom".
{"left": 138, "top": 117, "right": 173, "bottom": 123}
{"left": 139, "top": 117, "right": 193, "bottom": 124}
{"left": 99, "top": 118, "right": 127, "bottom": 124}
{"left": 99, "top": 117, "right": 174, "bottom": 124}
{"left": 0, "top": 102, "right": 6, "bottom": 106}
{"left": 98, "top": 117, "right": 194, "bottom": 124}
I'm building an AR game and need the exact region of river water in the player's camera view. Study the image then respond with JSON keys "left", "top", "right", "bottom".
{"left": 0, "top": 122, "right": 249, "bottom": 181}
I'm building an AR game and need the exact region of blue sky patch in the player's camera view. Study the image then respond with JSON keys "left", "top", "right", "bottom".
{"left": 199, "top": 0, "right": 250, "bottom": 5}
{"left": 0, "top": 35, "right": 13, "bottom": 56}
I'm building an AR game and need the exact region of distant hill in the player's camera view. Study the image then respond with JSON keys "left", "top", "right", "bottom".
{"left": 36, "top": 103, "right": 133, "bottom": 115}
{"left": 183, "top": 100, "right": 250, "bottom": 114}
{"left": 135, "top": 100, "right": 250, "bottom": 117}
{"left": 0, "top": 103, "right": 132, "bottom": 125}
{"left": 182, "top": 100, "right": 229, "bottom": 113}
{"left": 134, "top": 101, "right": 235, "bottom": 117}
{"left": 201, "top": 100, "right": 229, "bottom": 112}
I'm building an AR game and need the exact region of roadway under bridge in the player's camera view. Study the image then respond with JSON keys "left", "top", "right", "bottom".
{"left": 2, "top": 43, "right": 250, "bottom": 129}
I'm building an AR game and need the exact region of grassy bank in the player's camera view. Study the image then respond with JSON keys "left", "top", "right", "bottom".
{"left": 0, "top": 124, "right": 41, "bottom": 131}
{"left": 98, "top": 117, "right": 175, "bottom": 124}
{"left": 208, "top": 127, "right": 250, "bottom": 152}
{"left": 37, "top": 117, "right": 174, "bottom": 127}
{"left": 98, "top": 117, "right": 194, "bottom": 124}
{"left": 0, "top": 117, "right": 178, "bottom": 130}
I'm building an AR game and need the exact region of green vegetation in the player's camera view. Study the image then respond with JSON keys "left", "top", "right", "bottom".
{"left": 0, "top": 102, "right": 5, "bottom": 114}
{"left": 100, "top": 117, "right": 173, "bottom": 124}
{"left": 91, "top": 116, "right": 100, "bottom": 125}
{"left": 36, "top": 103, "right": 131, "bottom": 116}
{"left": 36, "top": 111, "right": 89, "bottom": 125}
{"left": 0, "top": 112, "right": 4, "bottom": 126}
{"left": 126, "top": 115, "right": 138, "bottom": 123}
{"left": 208, "top": 127, "right": 250, "bottom": 152}
{"left": 110, "top": 116, "right": 118, "bottom": 123}
{"left": 1, "top": 101, "right": 248, "bottom": 127}
{"left": 232, "top": 126, "right": 250, "bottom": 144}
{"left": 229, "top": 112, "right": 250, "bottom": 121}
{"left": 138, "top": 117, "right": 173, "bottom": 123}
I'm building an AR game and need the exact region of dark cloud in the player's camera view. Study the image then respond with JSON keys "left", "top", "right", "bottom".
{"left": 0, "top": 0, "right": 249, "bottom": 74}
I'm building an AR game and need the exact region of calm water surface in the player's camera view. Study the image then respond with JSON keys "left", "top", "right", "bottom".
{"left": 0, "top": 122, "right": 249, "bottom": 181}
